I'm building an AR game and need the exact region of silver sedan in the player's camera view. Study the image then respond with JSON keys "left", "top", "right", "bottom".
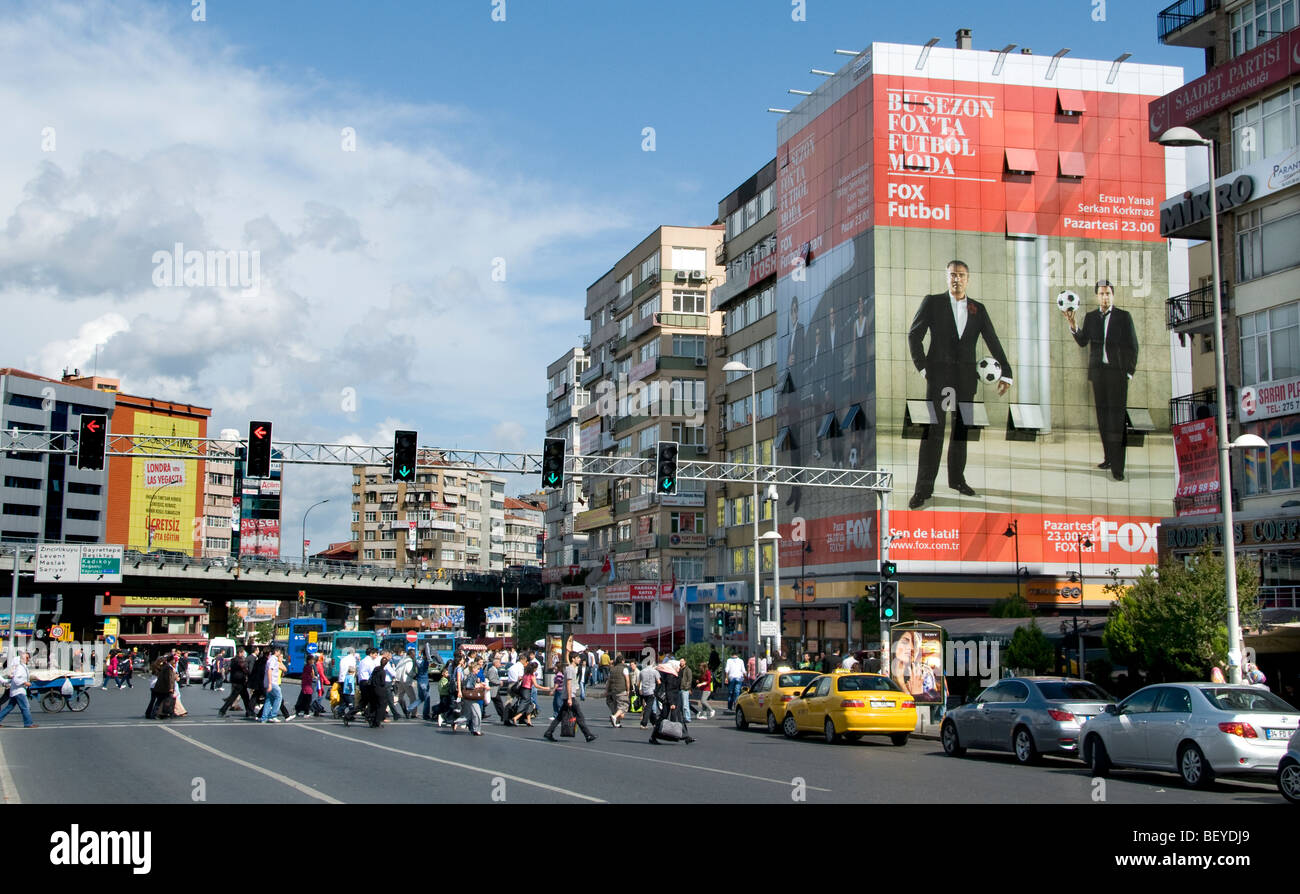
{"left": 1082, "top": 683, "right": 1299, "bottom": 788}
{"left": 941, "top": 677, "right": 1115, "bottom": 764}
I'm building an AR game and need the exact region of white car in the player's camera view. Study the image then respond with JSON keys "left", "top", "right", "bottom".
{"left": 1279, "top": 729, "right": 1300, "bottom": 804}
{"left": 182, "top": 653, "right": 206, "bottom": 685}
{"left": 1081, "top": 682, "right": 1298, "bottom": 788}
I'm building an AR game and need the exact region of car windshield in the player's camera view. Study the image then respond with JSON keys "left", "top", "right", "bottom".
{"left": 1036, "top": 681, "right": 1114, "bottom": 701}
{"left": 1196, "top": 688, "right": 1297, "bottom": 714}
{"left": 837, "top": 675, "right": 903, "bottom": 692}
{"left": 778, "top": 673, "right": 820, "bottom": 689}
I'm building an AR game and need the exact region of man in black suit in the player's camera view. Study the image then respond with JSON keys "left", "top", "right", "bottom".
{"left": 1064, "top": 280, "right": 1139, "bottom": 481}
{"left": 907, "top": 260, "right": 1012, "bottom": 509}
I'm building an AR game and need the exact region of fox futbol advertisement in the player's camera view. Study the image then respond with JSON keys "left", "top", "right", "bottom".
{"left": 773, "top": 42, "right": 1184, "bottom": 591}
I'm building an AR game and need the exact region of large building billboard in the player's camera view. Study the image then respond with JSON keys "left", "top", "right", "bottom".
{"left": 774, "top": 43, "right": 1184, "bottom": 583}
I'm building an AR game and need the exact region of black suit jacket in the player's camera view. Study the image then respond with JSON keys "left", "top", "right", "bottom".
{"left": 908, "top": 293, "right": 1012, "bottom": 401}
{"left": 1072, "top": 308, "right": 1138, "bottom": 380}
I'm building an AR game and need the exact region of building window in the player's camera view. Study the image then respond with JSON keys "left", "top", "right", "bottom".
{"left": 1240, "top": 301, "right": 1300, "bottom": 386}
{"left": 1237, "top": 198, "right": 1300, "bottom": 283}
{"left": 670, "top": 423, "right": 706, "bottom": 446}
{"left": 1230, "top": 0, "right": 1298, "bottom": 58}
{"left": 620, "top": 272, "right": 634, "bottom": 297}
{"left": 671, "top": 246, "right": 707, "bottom": 273}
{"left": 66, "top": 508, "right": 99, "bottom": 521}
{"left": 380, "top": 549, "right": 397, "bottom": 560}
{"left": 639, "top": 297, "right": 657, "bottom": 321}
{"left": 67, "top": 482, "right": 102, "bottom": 496}
{"left": 730, "top": 545, "right": 754, "bottom": 574}
{"left": 205, "top": 537, "right": 229, "bottom": 550}
{"left": 639, "top": 339, "right": 660, "bottom": 364}
{"left": 617, "top": 520, "right": 632, "bottom": 542}
{"left": 364, "top": 549, "right": 375, "bottom": 560}
{"left": 1231, "top": 86, "right": 1298, "bottom": 169}
{"left": 671, "top": 335, "right": 706, "bottom": 359}
{"left": 671, "top": 290, "right": 707, "bottom": 314}
{"left": 381, "top": 511, "right": 397, "bottom": 522}
{"left": 3, "top": 476, "right": 41, "bottom": 490}
{"left": 640, "top": 250, "right": 660, "bottom": 282}
{"left": 351, "top": 511, "right": 360, "bottom": 523}
{"left": 1245, "top": 417, "right": 1300, "bottom": 494}
{"left": 365, "top": 530, "right": 376, "bottom": 541}
{"left": 634, "top": 602, "right": 653, "bottom": 625}
{"left": 637, "top": 424, "right": 660, "bottom": 452}
{"left": 669, "top": 512, "right": 703, "bottom": 534}
{"left": 759, "top": 184, "right": 775, "bottom": 217}
{"left": 365, "top": 511, "right": 377, "bottom": 522}
{"left": 2, "top": 504, "right": 40, "bottom": 517}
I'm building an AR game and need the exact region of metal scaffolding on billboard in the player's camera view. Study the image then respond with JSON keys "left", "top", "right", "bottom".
{"left": 1, "top": 430, "right": 893, "bottom": 492}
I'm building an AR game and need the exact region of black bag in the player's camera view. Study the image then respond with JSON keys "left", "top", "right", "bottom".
{"left": 559, "top": 705, "right": 577, "bottom": 738}
{"left": 654, "top": 718, "right": 685, "bottom": 741}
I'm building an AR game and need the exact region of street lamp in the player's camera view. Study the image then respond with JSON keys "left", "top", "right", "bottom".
{"left": 798, "top": 540, "right": 813, "bottom": 659}
{"left": 761, "top": 524, "right": 782, "bottom": 663}
{"left": 723, "top": 359, "right": 760, "bottom": 658}
{"left": 1157, "top": 125, "right": 1271, "bottom": 683}
{"left": 302, "top": 499, "right": 329, "bottom": 564}
{"left": 1003, "top": 520, "right": 1028, "bottom": 604}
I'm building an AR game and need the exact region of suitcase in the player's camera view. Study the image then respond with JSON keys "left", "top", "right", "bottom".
{"left": 654, "top": 718, "right": 685, "bottom": 741}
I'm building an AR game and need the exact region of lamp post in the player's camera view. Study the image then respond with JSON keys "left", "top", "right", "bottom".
{"left": 302, "top": 499, "right": 328, "bottom": 564}
{"left": 1157, "top": 127, "right": 1271, "bottom": 683}
{"left": 798, "top": 540, "right": 812, "bottom": 659}
{"left": 1002, "top": 520, "right": 1027, "bottom": 604}
{"left": 722, "top": 360, "right": 760, "bottom": 659}
{"left": 761, "top": 481, "right": 782, "bottom": 661}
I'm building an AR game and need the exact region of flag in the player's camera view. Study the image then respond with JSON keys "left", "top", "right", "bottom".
{"left": 673, "top": 571, "right": 685, "bottom": 613}
{"left": 604, "top": 553, "right": 615, "bottom": 584}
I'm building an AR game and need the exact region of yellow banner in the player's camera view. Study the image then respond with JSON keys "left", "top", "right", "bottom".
{"left": 129, "top": 412, "right": 200, "bottom": 555}
{"left": 123, "top": 596, "right": 195, "bottom": 606}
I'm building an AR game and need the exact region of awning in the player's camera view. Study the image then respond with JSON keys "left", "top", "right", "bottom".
{"left": 117, "top": 634, "right": 208, "bottom": 645}
{"left": 841, "top": 403, "right": 867, "bottom": 431}
{"left": 817, "top": 412, "right": 840, "bottom": 439}
{"left": 778, "top": 371, "right": 795, "bottom": 393}
{"left": 569, "top": 634, "right": 638, "bottom": 651}
{"left": 1058, "top": 151, "right": 1086, "bottom": 178}
{"left": 1056, "top": 89, "right": 1087, "bottom": 115}
{"left": 1004, "top": 148, "right": 1038, "bottom": 174}
{"left": 774, "top": 426, "right": 796, "bottom": 451}
{"left": 641, "top": 624, "right": 687, "bottom": 649}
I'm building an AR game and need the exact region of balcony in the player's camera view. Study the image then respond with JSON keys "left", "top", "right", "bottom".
{"left": 1258, "top": 585, "right": 1300, "bottom": 610}
{"left": 1166, "top": 282, "right": 1226, "bottom": 333}
{"left": 1170, "top": 387, "right": 1236, "bottom": 426}
{"left": 1157, "top": 0, "right": 1219, "bottom": 48}
{"left": 656, "top": 312, "right": 709, "bottom": 330}
{"left": 580, "top": 360, "right": 604, "bottom": 388}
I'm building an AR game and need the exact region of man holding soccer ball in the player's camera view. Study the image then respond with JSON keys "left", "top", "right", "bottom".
{"left": 907, "top": 260, "right": 1013, "bottom": 510}
{"left": 1063, "top": 280, "right": 1139, "bottom": 481}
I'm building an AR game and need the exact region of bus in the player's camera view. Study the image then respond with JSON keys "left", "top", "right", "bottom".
{"left": 271, "top": 618, "right": 328, "bottom": 675}
{"left": 379, "top": 631, "right": 461, "bottom": 666}
{"left": 319, "top": 630, "right": 379, "bottom": 678}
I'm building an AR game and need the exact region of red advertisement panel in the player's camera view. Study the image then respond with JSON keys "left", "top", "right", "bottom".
{"left": 1173, "top": 418, "right": 1221, "bottom": 517}
{"left": 240, "top": 518, "right": 281, "bottom": 557}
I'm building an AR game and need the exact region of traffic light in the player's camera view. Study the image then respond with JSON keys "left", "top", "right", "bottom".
{"left": 715, "top": 610, "right": 725, "bottom": 637}
{"left": 393, "top": 430, "right": 417, "bottom": 482}
{"left": 880, "top": 581, "right": 898, "bottom": 621}
{"left": 76, "top": 413, "right": 107, "bottom": 471}
{"left": 656, "top": 441, "right": 679, "bottom": 495}
{"left": 541, "top": 437, "right": 565, "bottom": 490}
{"left": 246, "top": 421, "right": 272, "bottom": 478}
{"left": 881, "top": 560, "right": 897, "bottom": 578}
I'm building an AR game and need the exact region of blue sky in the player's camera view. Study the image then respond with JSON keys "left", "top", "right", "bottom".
{"left": 0, "top": 0, "right": 1201, "bottom": 550}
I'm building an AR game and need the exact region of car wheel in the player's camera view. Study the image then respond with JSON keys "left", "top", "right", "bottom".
{"left": 824, "top": 717, "right": 840, "bottom": 745}
{"left": 734, "top": 704, "right": 749, "bottom": 730}
{"left": 1279, "top": 758, "right": 1300, "bottom": 804}
{"left": 766, "top": 710, "right": 778, "bottom": 735}
{"left": 1013, "top": 726, "right": 1040, "bottom": 765}
{"left": 1178, "top": 742, "right": 1215, "bottom": 789}
{"left": 1087, "top": 735, "right": 1111, "bottom": 778}
{"left": 782, "top": 713, "right": 799, "bottom": 739}
{"left": 941, "top": 720, "right": 966, "bottom": 756}
{"left": 890, "top": 732, "right": 910, "bottom": 747}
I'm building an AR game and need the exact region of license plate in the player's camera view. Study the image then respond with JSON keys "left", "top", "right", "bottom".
{"left": 1075, "top": 715, "right": 1092, "bottom": 724}
{"left": 1265, "top": 728, "right": 1294, "bottom": 741}
{"left": 870, "top": 700, "right": 895, "bottom": 708}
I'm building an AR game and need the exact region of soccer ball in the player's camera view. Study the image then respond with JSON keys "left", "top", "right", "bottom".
{"left": 977, "top": 357, "right": 1002, "bottom": 384}
{"left": 1056, "top": 290, "right": 1080, "bottom": 313}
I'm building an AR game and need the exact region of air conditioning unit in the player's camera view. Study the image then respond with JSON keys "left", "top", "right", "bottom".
{"left": 694, "top": 357, "right": 707, "bottom": 367}
{"left": 694, "top": 445, "right": 708, "bottom": 456}
{"left": 674, "top": 270, "right": 689, "bottom": 282}
{"left": 690, "top": 270, "right": 706, "bottom": 282}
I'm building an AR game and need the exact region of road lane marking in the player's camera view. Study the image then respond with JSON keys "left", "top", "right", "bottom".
{"left": 297, "top": 724, "right": 606, "bottom": 803}
{"left": 482, "top": 730, "right": 834, "bottom": 792}
{"left": 158, "top": 726, "right": 343, "bottom": 803}
{"left": 0, "top": 736, "right": 20, "bottom": 804}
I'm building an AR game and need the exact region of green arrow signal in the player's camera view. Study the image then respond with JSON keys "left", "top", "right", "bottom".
{"left": 547, "top": 473, "right": 558, "bottom": 484}
{"left": 399, "top": 466, "right": 410, "bottom": 477}
{"left": 662, "top": 478, "right": 673, "bottom": 490}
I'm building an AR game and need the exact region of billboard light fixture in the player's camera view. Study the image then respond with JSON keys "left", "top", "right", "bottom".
{"left": 810, "top": 68, "right": 834, "bottom": 77}
{"left": 1107, "top": 52, "right": 1131, "bottom": 85}
{"left": 768, "top": 108, "right": 791, "bottom": 114}
{"left": 789, "top": 89, "right": 812, "bottom": 96}
{"left": 834, "top": 49, "right": 861, "bottom": 56}
{"left": 991, "top": 43, "right": 1017, "bottom": 76}
{"left": 916, "top": 36, "right": 940, "bottom": 70}
{"left": 1047, "top": 48, "right": 1070, "bottom": 80}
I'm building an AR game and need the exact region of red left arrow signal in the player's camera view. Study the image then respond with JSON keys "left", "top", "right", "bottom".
{"left": 253, "top": 426, "right": 267, "bottom": 439}
{"left": 86, "top": 420, "right": 100, "bottom": 433}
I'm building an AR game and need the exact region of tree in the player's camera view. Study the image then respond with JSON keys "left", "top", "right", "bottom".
{"left": 989, "top": 593, "right": 1032, "bottom": 618}
{"left": 1006, "top": 620, "right": 1054, "bottom": 674}
{"left": 516, "top": 602, "right": 565, "bottom": 651}
{"left": 1102, "top": 545, "right": 1260, "bottom": 682}
{"left": 226, "top": 609, "right": 244, "bottom": 640}
{"left": 254, "top": 621, "right": 274, "bottom": 644}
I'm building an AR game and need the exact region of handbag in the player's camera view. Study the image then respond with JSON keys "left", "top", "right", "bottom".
{"left": 654, "top": 718, "right": 685, "bottom": 741}
{"left": 559, "top": 705, "right": 577, "bottom": 738}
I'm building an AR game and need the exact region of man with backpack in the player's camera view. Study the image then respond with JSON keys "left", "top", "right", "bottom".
{"left": 219, "top": 646, "right": 255, "bottom": 718}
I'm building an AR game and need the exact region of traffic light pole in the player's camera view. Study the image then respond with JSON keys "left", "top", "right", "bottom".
{"left": 879, "top": 491, "right": 892, "bottom": 672}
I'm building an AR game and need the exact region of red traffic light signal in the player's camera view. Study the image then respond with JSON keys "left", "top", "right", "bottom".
{"left": 76, "top": 413, "right": 107, "bottom": 471}
{"left": 246, "top": 421, "right": 272, "bottom": 478}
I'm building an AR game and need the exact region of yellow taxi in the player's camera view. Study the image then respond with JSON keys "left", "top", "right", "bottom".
{"left": 782, "top": 672, "right": 917, "bottom": 745}
{"left": 734, "top": 668, "right": 823, "bottom": 734}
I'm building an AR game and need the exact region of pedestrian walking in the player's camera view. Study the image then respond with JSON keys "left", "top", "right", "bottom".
{"left": 543, "top": 652, "right": 596, "bottom": 743}
{"left": 457, "top": 657, "right": 485, "bottom": 735}
{"left": 177, "top": 652, "right": 190, "bottom": 688}
{"left": 258, "top": 647, "right": 288, "bottom": 723}
{"left": 0, "top": 651, "right": 38, "bottom": 728}
{"left": 605, "top": 654, "right": 630, "bottom": 727}
{"left": 310, "top": 653, "right": 331, "bottom": 716}
{"left": 430, "top": 662, "right": 452, "bottom": 726}
{"left": 144, "top": 655, "right": 166, "bottom": 719}
{"left": 369, "top": 654, "right": 391, "bottom": 728}
{"left": 102, "top": 651, "right": 116, "bottom": 690}
{"left": 118, "top": 652, "right": 134, "bottom": 689}
{"left": 693, "top": 662, "right": 716, "bottom": 719}
{"left": 649, "top": 658, "right": 694, "bottom": 745}
{"left": 219, "top": 647, "right": 254, "bottom": 718}
{"left": 170, "top": 653, "right": 189, "bottom": 717}
{"left": 509, "top": 661, "right": 542, "bottom": 726}
{"left": 677, "top": 657, "right": 693, "bottom": 722}
{"left": 638, "top": 659, "right": 661, "bottom": 728}
{"left": 150, "top": 655, "right": 177, "bottom": 721}
{"left": 486, "top": 656, "right": 506, "bottom": 724}
{"left": 409, "top": 647, "right": 432, "bottom": 721}
{"left": 725, "top": 651, "right": 746, "bottom": 711}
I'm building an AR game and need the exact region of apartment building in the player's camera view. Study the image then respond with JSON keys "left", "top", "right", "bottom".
{"left": 571, "top": 225, "right": 725, "bottom": 646}
{"left": 542, "top": 347, "right": 590, "bottom": 591}
{"left": 1153, "top": 1, "right": 1300, "bottom": 616}
{"left": 350, "top": 453, "right": 506, "bottom": 573}
{"left": 503, "top": 495, "right": 544, "bottom": 568}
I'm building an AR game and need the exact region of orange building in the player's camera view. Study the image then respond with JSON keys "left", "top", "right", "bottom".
{"left": 104, "top": 394, "right": 211, "bottom": 554}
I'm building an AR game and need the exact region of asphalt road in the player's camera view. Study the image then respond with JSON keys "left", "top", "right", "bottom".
{"left": 0, "top": 682, "right": 1285, "bottom": 805}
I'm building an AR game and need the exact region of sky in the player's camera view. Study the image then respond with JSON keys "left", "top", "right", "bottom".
{"left": 0, "top": 0, "right": 1204, "bottom": 553}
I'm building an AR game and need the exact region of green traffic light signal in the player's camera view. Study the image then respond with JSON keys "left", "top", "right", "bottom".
{"left": 541, "top": 438, "right": 566, "bottom": 490}
{"left": 393, "top": 430, "right": 418, "bottom": 482}
{"left": 881, "top": 560, "right": 897, "bottom": 578}
{"left": 656, "top": 441, "right": 678, "bottom": 495}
